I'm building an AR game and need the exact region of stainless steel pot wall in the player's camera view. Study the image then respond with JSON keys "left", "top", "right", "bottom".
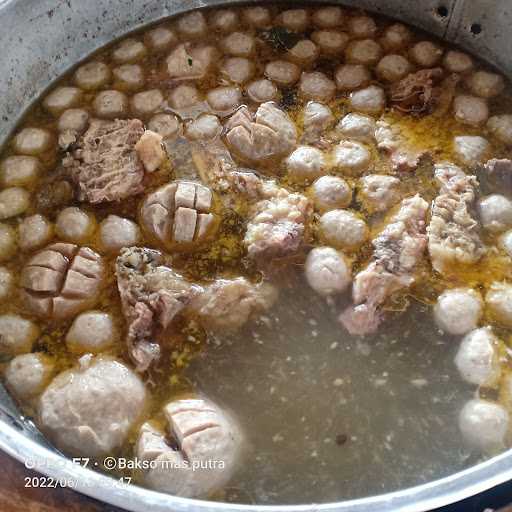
{"left": 0, "top": 1, "right": 511, "bottom": 511}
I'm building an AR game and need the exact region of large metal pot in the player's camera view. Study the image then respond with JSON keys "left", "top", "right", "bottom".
{"left": 0, "top": 1, "right": 511, "bottom": 510}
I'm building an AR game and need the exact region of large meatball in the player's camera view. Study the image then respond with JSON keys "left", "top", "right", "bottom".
{"left": 39, "top": 357, "right": 148, "bottom": 457}
{"left": 0, "top": 187, "right": 30, "bottom": 219}
{"left": 358, "top": 174, "right": 400, "bottom": 213}
{"left": 99, "top": 215, "right": 141, "bottom": 253}
{"left": 487, "top": 115, "right": 512, "bottom": 145}
{"left": 285, "top": 146, "right": 326, "bottom": 183}
{"left": 332, "top": 141, "right": 371, "bottom": 175}
{"left": 66, "top": 311, "right": 117, "bottom": 354}
{"left": 335, "top": 64, "right": 371, "bottom": 91}
{"left": 486, "top": 282, "right": 512, "bottom": 328}
{"left": 468, "top": 71, "right": 505, "bottom": 99}
{"left": 453, "top": 95, "right": 489, "bottom": 126}
{"left": 5, "top": 353, "right": 55, "bottom": 400}
{"left": 434, "top": 288, "right": 483, "bottom": 335}
{"left": 349, "top": 85, "right": 386, "bottom": 114}
{"left": 0, "top": 314, "right": 39, "bottom": 355}
{"left": 0, "top": 156, "right": 41, "bottom": 188}
{"left": 453, "top": 135, "right": 490, "bottom": 165}
{"left": 478, "top": 194, "right": 512, "bottom": 233}
{"left": 298, "top": 72, "right": 336, "bottom": 102}
{"left": 310, "top": 176, "right": 352, "bottom": 212}
{"left": 56, "top": 207, "right": 96, "bottom": 244}
{"left": 319, "top": 209, "right": 368, "bottom": 250}
{"left": 305, "top": 247, "right": 351, "bottom": 296}
{"left": 14, "top": 128, "right": 52, "bottom": 156}
{"left": 336, "top": 113, "right": 376, "bottom": 143}
{"left": 19, "top": 214, "right": 54, "bottom": 252}
{"left": 74, "top": 61, "right": 111, "bottom": 90}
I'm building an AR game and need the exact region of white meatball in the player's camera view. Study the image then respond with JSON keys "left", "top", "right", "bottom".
{"left": 0, "top": 156, "right": 40, "bottom": 188}
{"left": 74, "top": 61, "right": 111, "bottom": 90}
{"left": 0, "top": 224, "right": 16, "bottom": 261}
{"left": 348, "top": 15, "right": 377, "bottom": 39}
{"left": 302, "top": 101, "right": 334, "bottom": 142}
{"left": 210, "top": 9, "right": 239, "bottom": 33}
{"left": 246, "top": 79, "right": 279, "bottom": 103}
{"left": 409, "top": 41, "right": 443, "bottom": 67}
{"left": 468, "top": 71, "right": 505, "bottom": 99}
{"left": 349, "top": 85, "right": 386, "bottom": 114}
{"left": 112, "top": 38, "right": 147, "bottom": 63}
{"left": 99, "top": 215, "right": 141, "bottom": 253}
{"left": 487, "top": 115, "right": 512, "bottom": 145}
{"left": 286, "top": 146, "right": 326, "bottom": 183}
{"left": 319, "top": 209, "right": 369, "bottom": 249}
{"left": 277, "top": 9, "right": 309, "bottom": 32}
{"left": 454, "top": 327, "right": 501, "bottom": 387}
{"left": 185, "top": 114, "right": 222, "bottom": 141}
{"left": 336, "top": 113, "right": 376, "bottom": 143}
{"left": 265, "top": 60, "right": 301, "bottom": 87}
{"left": 287, "top": 40, "right": 319, "bottom": 67}
{"left": 298, "top": 72, "right": 336, "bottom": 102}
{"left": 56, "top": 207, "right": 96, "bottom": 244}
{"left": 14, "top": 128, "right": 52, "bottom": 156}
{"left": 311, "top": 30, "right": 349, "bottom": 55}
{"left": 93, "top": 90, "right": 129, "bottom": 119}
{"left": 5, "top": 353, "right": 55, "bottom": 400}
{"left": 0, "top": 314, "right": 39, "bottom": 355}
{"left": 168, "top": 84, "right": 200, "bottom": 110}
{"left": 144, "top": 26, "right": 177, "bottom": 52}
{"left": 486, "top": 282, "right": 512, "bottom": 328}
{"left": 332, "top": 141, "right": 371, "bottom": 175}
{"left": 499, "top": 229, "right": 512, "bottom": 257}
{"left": 453, "top": 135, "right": 490, "bottom": 165}
{"left": 459, "top": 399, "right": 508, "bottom": 453}
{"left": 335, "top": 64, "right": 371, "bottom": 91}
{"left": 0, "top": 187, "right": 29, "bottom": 219}
{"left": 18, "top": 214, "right": 54, "bottom": 252}
{"left": 478, "top": 194, "right": 512, "bottom": 233}
{"left": 43, "top": 87, "right": 82, "bottom": 116}
{"left": 221, "top": 32, "right": 255, "bottom": 57}
{"left": 310, "top": 176, "right": 352, "bottom": 212}
{"left": 305, "top": 247, "right": 351, "bottom": 296}
{"left": 177, "top": 11, "right": 207, "bottom": 39}
{"left": 312, "top": 6, "right": 344, "bottom": 28}
{"left": 443, "top": 51, "right": 473, "bottom": 74}
{"left": 345, "top": 39, "right": 382, "bottom": 66}
{"left": 148, "top": 113, "right": 181, "bottom": 139}
{"left": 113, "top": 64, "right": 145, "bottom": 91}
{"left": 131, "top": 89, "right": 164, "bottom": 118}
{"left": 206, "top": 86, "right": 242, "bottom": 113}
{"left": 0, "top": 267, "right": 13, "bottom": 300}
{"left": 39, "top": 357, "right": 148, "bottom": 457}
{"left": 242, "top": 6, "right": 271, "bottom": 28}
{"left": 358, "top": 174, "right": 401, "bottom": 212}
{"left": 58, "top": 108, "right": 89, "bottom": 134}
{"left": 381, "top": 23, "right": 412, "bottom": 52}
{"left": 220, "top": 57, "right": 254, "bottom": 85}
{"left": 453, "top": 95, "right": 489, "bottom": 126}
{"left": 376, "top": 55, "right": 412, "bottom": 82}
{"left": 434, "top": 288, "right": 483, "bottom": 335}
{"left": 66, "top": 311, "right": 117, "bottom": 354}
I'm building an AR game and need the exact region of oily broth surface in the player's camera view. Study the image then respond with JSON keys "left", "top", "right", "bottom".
{"left": 0, "top": 2, "right": 511, "bottom": 505}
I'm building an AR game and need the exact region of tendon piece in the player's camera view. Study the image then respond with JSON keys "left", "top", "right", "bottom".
{"left": 389, "top": 68, "right": 444, "bottom": 114}
{"left": 339, "top": 195, "right": 429, "bottom": 335}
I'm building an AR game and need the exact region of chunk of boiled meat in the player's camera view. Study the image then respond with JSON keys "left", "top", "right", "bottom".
{"left": 340, "top": 194, "right": 429, "bottom": 335}
{"left": 20, "top": 243, "right": 104, "bottom": 320}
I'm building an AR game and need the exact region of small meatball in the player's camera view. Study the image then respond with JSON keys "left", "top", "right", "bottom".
{"left": 348, "top": 15, "right": 377, "bottom": 39}
{"left": 345, "top": 39, "right": 382, "bottom": 66}
{"left": 298, "top": 72, "right": 336, "bottom": 102}
{"left": 410, "top": 41, "right": 443, "bottom": 67}
{"left": 19, "top": 214, "right": 54, "bottom": 252}
{"left": 210, "top": 9, "right": 239, "bottom": 33}
{"left": 168, "top": 84, "right": 200, "bottom": 110}
{"left": 148, "top": 113, "right": 181, "bottom": 139}
{"left": 358, "top": 174, "right": 400, "bottom": 212}
{"left": 468, "top": 70, "right": 505, "bottom": 99}
{"left": 312, "top": 6, "right": 344, "bottom": 28}
{"left": 349, "top": 85, "right": 386, "bottom": 114}
{"left": 39, "top": 357, "right": 148, "bottom": 457}
{"left": 74, "top": 61, "right": 111, "bottom": 90}
{"left": 302, "top": 101, "right": 334, "bottom": 143}
{"left": 166, "top": 44, "right": 218, "bottom": 80}
{"left": 43, "top": 87, "right": 82, "bottom": 116}
{"left": 277, "top": 9, "right": 309, "bottom": 32}
{"left": 206, "top": 86, "right": 242, "bottom": 113}
{"left": 0, "top": 187, "right": 30, "bottom": 219}
{"left": 376, "top": 55, "right": 412, "bottom": 83}
{"left": 5, "top": 353, "right": 55, "bottom": 400}
{"left": 486, "top": 282, "right": 512, "bottom": 328}
{"left": 112, "top": 38, "right": 147, "bottom": 63}
{"left": 0, "top": 224, "right": 16, "bottom": 261}
{"left": 177, "top": 11, "right": 207, "bottom": 39}
{"left": 487, "top": 115, "right": 512, "bottom": 145}
{"left": 0, "top": 314, "right": 39, "bottom": 355}
{"left": 286, "top": 146, "right": 326, "bottom": 183}
{"left": 220, "top": 57, "right": 254, "bottom": 85}
{"left": 185, "top": 114, "right": 222, "bottom": 141}
{"left": 319, "top": 209, "right": 368, "bottom": 249}
{"left": 311, "top": 30, "right": 349, "bottom": 55}
{"left": 434, "top": 288, "right": 483, "bottom": 335}
{"left": 99, "top": 215, "right": 141, "bottom": 253}
{"left": 135, "top": 130, "right": 166, "bottom": 172}
{"left": 13, "top": 128, "right": 52, "bottom": 156}
{"left": 336, "top": 113, "right": 376, "bottom": 143}
{"left": 287, "top": 40, "right": 319, "bottom": 67}
{"left": 335, "top": 64, "right": 371, "bottom": 91}
{"left": 66, "top": 311, "right": 117, "bottom": 354}
{"left": 221, "top": 32, "right": 255, "bottom": 57}
{"left": 144, "top": 26, "right": 177, "bottom": 52}
{"left": 453, "top": 135, "right": 490, "bottom": 165}
{"left": 459, "top": 399, "right": 508, "bottom": 453}
{"left": 0, "top": 156, "right": 40, "bottom": 188}
{"left": 56, "top": 207, "right": 96, "bottom": 244}
{"left": 93, "top": 90, "right": 129, "bottom": 119}
{"left": 265, "top": 60, "right": 301, "bottom": 87}
{"left": 242, "top": 6, "right": 271, "bottom": 28}
{"left": 58, "top": 109, "right": 89, "bottom": 134}
{"left": 478, "top": 194, "right": 512, "bottom": 233}
{"left": 305, "top": 247, "right": 351, "bottom": 296}
{"left": 381, "top": 23, "right": 412, "bottom": 52}
{"left": 310, "top": 175, "right": 352, "bottom": 212}
{"left": 455, "top": 327, "right": 501, "bottom": 386}
{"left": 131, "top": 89, "right": 164, "bottom": 118}
{"left": 453, "top": 95, "right": 488, "bottom": 126}
{"left": 0, "top": 267, "right": 13, "bottom": 300}
{"left": 443, "top": 51, "right": 473, "bottom": 74}
{"left": 246, "top": 79, "right": 279, "bottom": 103}
{"left": 112, "top": 64, "right": 145, "bottom": 91}
{"left": 332, "top": 141, "right": 371, "bottom": 175}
